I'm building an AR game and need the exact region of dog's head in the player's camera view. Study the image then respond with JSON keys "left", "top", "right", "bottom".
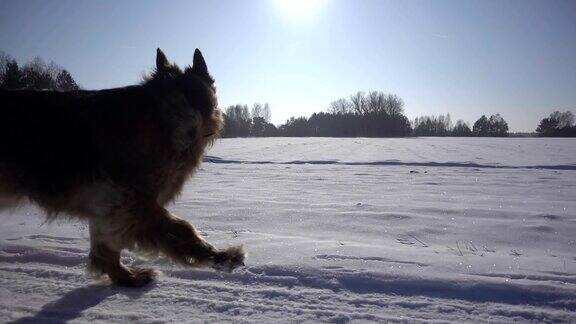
{"left": 155, "top": 48, "right": 216, "bottom": 114}
{"left": 148, "top": 48, "right": 223, "bottom": 145}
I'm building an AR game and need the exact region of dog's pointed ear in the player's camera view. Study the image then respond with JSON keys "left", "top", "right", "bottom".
{"left": 156, "top": 48, "right": 169, "bottom": 72}
{"left": 192, "top": 48, "right": 210, "bottom": 79}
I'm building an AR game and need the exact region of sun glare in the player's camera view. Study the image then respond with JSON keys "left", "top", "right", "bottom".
{"left": 277, "top": 0, "right": 324, "bottom": 16}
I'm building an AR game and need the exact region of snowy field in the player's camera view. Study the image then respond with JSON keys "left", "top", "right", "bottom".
{"left": 1, "top": 137, "right": 576, "bottom": 323}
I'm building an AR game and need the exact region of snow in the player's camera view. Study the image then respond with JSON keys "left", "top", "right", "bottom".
{"left": 1, "top": 137, "right": 575, "bottom": 323}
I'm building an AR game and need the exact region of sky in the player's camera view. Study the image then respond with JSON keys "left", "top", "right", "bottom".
{"left": 1, "top": 0, "right": 575, "bottom": 131}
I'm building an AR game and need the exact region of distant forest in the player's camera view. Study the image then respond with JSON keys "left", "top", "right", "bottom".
{"left": 1, "top": 52, "right": 574, "bottom": 138}
{"left": 222, "top": 92, "right": 575, "bottom": 138}
{"left": 0, "top": 52, "right": 79, "bottom": 91}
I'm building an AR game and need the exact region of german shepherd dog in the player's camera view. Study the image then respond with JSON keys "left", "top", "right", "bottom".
{"left": 0, "top": 48, "right": 245, "bottom": 286}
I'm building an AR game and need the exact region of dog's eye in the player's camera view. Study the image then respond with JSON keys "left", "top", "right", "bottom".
{"left": 187, "top": 129, "right": 196, "bottom": 137}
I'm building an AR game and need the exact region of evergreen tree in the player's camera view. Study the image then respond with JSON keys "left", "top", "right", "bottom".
{"left": 56, "top": 69, "right": 79, "bottom": 91}
{"left": 1, "top": 54, "right": 80, "bottom": 91}
{"left": 452, "top": 120, "right": 472, "bottom": 136}
{"left": 1, "top": 60, "right": 24, "bottom": 89}
{"left": 473, "top": 115, "right": 490, "bottom": 136}
{"left": 536, "top": 111, "right": 576, "bottom": 137}
{"left": 536, "top": 117, "right": 560, "bottom": 136}
{"left": 487, "top": 114, "right": 509, "bottom": 137}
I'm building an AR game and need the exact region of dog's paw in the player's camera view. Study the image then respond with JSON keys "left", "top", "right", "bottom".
{"left": 212, "top": 245, "right": 246, "bottom": 273}
{"left": 113, "top": 267, "right": 160, "bottom": 287}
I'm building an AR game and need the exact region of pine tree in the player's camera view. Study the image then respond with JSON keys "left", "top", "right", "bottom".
{"left": 473, "top": 115, "right": 489, "bottom": 136}
{"left": 2, "top": 60, "right": 24, "bottom": 89}
{"left": 56, "top": 69, "right": 79, "bottom": 91}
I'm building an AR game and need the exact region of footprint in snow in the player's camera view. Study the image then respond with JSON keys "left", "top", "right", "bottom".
{"left": 396, "top": 237, "right": 415, "bottom": 245}
{"left": 396, "top": 235, "right": 429, "bottom": 247}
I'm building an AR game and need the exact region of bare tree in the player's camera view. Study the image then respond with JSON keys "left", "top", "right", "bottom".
{"left": 365, "top": 91, "right": 386, "bottom": 113}
{"left": 262, "top": 103, "right": 271, "bottom": 122}
{"left": 349, "top": 91, "right": 367, "bottom": 115}
{"left": 438, "top": 113, "right": 452, "bottom": 132}
{"left": 384, "top": 94, "right": 404, "bottom": 116}
{"left": 251, "top": 102, "right": 263, "bottom": 119}
{"left": 22, "top": 57, "right": 57, "bottom": 90}
{"left": 328, "top": 98, "right": 352, "bottom": 114}
{"left": 226, "top": 104, "right": 250, "bottom": 122}
{"left": 413, "top": 114, "right": 452, "bottom": 136}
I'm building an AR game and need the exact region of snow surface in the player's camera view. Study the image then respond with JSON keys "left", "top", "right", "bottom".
{"left": 1, "top": 137, "right": 575, "bottom": 323}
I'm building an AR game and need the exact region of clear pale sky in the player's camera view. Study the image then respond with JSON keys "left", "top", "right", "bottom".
{"left": 1, "top": 0, "right": 575, "bottom": 131}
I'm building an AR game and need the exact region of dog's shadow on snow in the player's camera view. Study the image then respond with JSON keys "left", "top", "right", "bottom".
{"left": 11, "top": 282, "right": 154, "bottom": 324}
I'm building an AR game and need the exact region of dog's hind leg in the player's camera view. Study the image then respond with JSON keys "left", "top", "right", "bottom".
{"left": 88, "top": 218, "right": 158, "bottom": 287}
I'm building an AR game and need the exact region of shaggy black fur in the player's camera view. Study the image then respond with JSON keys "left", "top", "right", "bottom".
{"left": 0, "top": 48, "right": 245, "bottom": 286}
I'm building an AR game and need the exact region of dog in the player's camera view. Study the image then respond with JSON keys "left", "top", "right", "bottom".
{"left": 0, "top": 48, "right": 245, "bottom": 286}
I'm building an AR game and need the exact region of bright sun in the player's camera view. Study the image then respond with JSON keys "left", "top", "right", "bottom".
{"left": 277, "top": 0, "right": 324, "bottom": 16}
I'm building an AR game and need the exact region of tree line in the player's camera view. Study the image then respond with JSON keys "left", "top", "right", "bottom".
{"left": 2, "top": 52, "right": 573, "bottom": 137}
{"left": 286, "top": 91, "right": 412, "bottom": 137}
{"left": 225, "top": 93, "right": 575, "bottom": 138}
{"left": 536, "top": 111, "right": 576, "bottom": 137}
{"left": 0, "top": 52, "right": 79, "bottom": 91}
{"left": 222, "top": 103, "right": 279, "bottom": 137}
{"left": 223, "top": 91, "right": 412, "bottom": 137}
{"left": 224, "top": 91, "right": 514, "bottom": 138}
{"left": 412, "top": 113, "right": 509, "bottom": 137}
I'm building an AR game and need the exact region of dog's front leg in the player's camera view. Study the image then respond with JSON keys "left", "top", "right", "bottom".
{"left": 88, "top": 202, "right": 245, "bottom": 287}
{"left": 135, "top": 203, "right": 245, "bottom": 272}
